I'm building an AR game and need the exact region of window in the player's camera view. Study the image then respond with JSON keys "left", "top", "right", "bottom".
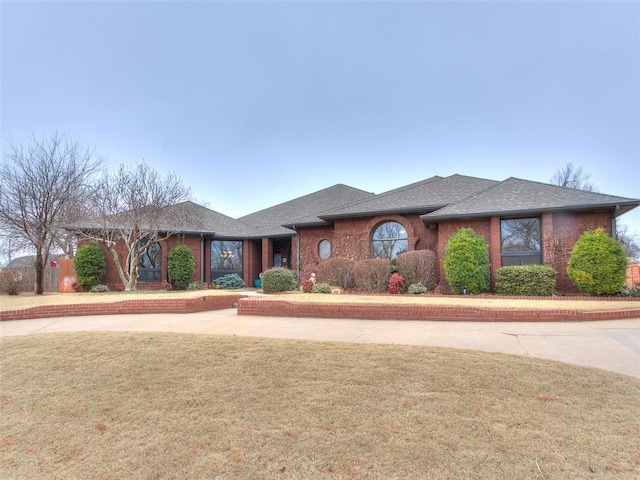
{"left": 372, "top": 221, "right": 408, "bottom": 260}
{"left": 500, "top": 218, "right": 541, "bottom": 266}
{"left": 138, "top": 239, "right": 162, "bottom": 282}
{"left": 318, "top": 239, "right": 331, "bottom": 260}
{"left": 211, "top": 240, "right": 243, "bottom": 281}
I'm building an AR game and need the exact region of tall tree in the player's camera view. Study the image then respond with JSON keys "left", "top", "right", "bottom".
{"left": 83, "top": 162, "right": 191, "bottom": 291}
{"left": 550, "top": 162, "right": 596, "bottom": 191}
{"left": 0, "top": 133, "right": 102, "bottom": 293}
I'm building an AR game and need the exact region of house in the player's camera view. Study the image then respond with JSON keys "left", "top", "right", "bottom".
{"left": 96, "top": 174, "right": 640, "bottom": 294}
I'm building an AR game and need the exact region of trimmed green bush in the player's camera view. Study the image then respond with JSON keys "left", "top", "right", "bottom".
{"left": 312, "top": 282, "right": 332, "bottom": 294}
{"left": 495, "top": 265, "right": 557, "bottom": 296}
{"left": 397, "top": 250, "right": 438, "bottom": 289}
{"left": 407, "top": 283, "right": 427, "bottom": 294}
{"left": 74, "top": 243, "right": 106, "bottom": 291}
{"left": 89, "top": 284, "right": 110, "bottom": 293}
{"left": 443, "top": 228, "right": 490, "bottom": 294}
{"left": 316, "top": 257, "right": 355, "bottom": 290}
{"left": 214, "top": 273, "right": 245, "bottom": 289}
{"left": 567, "top": 228, "right": 628, "bottom": 295}
{"left": 353, "top": 258, "right": 391, "bottom": 292}
{"left": 167, "top": 244, "right": 195, "bottom": 290}
{"left": 261, "top": 267, "right": 297, "bottom": 293}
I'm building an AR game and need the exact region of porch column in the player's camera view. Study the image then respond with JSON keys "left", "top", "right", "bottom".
{"left": 261, "top": 237, "right": 272, "bottom": 273}
{"left": 489, "top": 216, "right": 501, "bottom": 288}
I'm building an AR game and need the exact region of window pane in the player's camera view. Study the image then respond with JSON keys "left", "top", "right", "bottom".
{"left": 372, "top": 222, "right": 408, "bottom": 260}
{"left": 211, "top": 240, "right": 243, "bottom": 280}
{"left": 137, "top": 239, "right": 161, "bottom": 282}
{"left": 501, "top": 218, "right": 541, "bottom": 253}
{"left": 318, "top": 240, "right": 331, "bottom": 259}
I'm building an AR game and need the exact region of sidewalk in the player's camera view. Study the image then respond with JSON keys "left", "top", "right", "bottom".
{"left": 1, "top": 309, "right": 639, "bottom": 379}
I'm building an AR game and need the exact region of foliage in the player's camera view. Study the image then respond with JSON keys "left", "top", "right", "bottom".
{"left": 353, "top": 258, "right": 391, "bottom": 292}
{"left": 0, "top": 270, "right": 28, "bottom": 295}
{"left": 407, "top": 283, "right": 427, "bottom": 294}
{"left": 186, "top": 282, "right": 204, "bottom": 290}
{"left": 617, "top": 285, "right": 640, "bottom": 297}
{"left": 89, "top": 284, "right": 110, "bottom": 293}
{"left": 443, "top": 228, "right": 490, "bottom": 294}
{"left": 73, "top": 243, "right": 106, "bottom": 290}
{"left": 161, "top": 281, "right": 173, "bottom": 291}
{"left": 312, "top": 282, "right": 332, "bottom": 294}
{"left": 167, "top": 243, "right": 195, "bottom": 290}
{"left": 316, "top": 257, "right": 355, "bottom": 290}
{"left": 396, "top": 250, "right": 438, "bottom": 289}
{"left": 261, "top": 267, "right": 297, "bottom": 293}
{"left": 301, "top": 279, "right": 314, "bottom": 293}
{"left": 387, "top": 273, "right": 405, "bottom": 294}
{"left": 567, "top": 228, "right": 628, "bottom": 295}
{"left": 495, "top": 265, "right": 557, "bottom": 296}
{"left": 0, "top": 132, "right": 102, "bottom": 294}
{"left": 214, "top": 273, "right": 245, "bottom": 289}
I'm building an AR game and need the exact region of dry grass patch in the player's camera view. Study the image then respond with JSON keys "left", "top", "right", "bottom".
{"left": 1, "top": 332, "right": 639, "bottom": 479}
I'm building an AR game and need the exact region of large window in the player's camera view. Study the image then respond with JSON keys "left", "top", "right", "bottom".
{"left": 372, "top": 221, "right": 408, "bottom": 261}
{"left": 211, "top": 240, "right": 243, "bottom": 281}
{"left": 138, "top": 239, "right": 162, "bottom": 282}
{"left": 500, "top": 218, "right": 541, "bottom": 266}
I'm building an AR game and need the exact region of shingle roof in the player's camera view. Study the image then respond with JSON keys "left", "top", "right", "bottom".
{"left": 319, "top": 175, "right": 499, "bottom": 219}
{"left": 238, "top": 184, "right": 374, "bottom": 236}
{"left": 422, "top": 177, "right": 640, "bottom": 220}
{"left": 157, "top": 201, "right": 256, "bottom": 237}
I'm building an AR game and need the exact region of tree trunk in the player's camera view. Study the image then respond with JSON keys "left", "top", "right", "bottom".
{"left": 34, "top": 255, "right": 44, "bottom": 295}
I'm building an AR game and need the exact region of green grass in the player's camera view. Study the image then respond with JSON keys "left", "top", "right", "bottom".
{"left": 1, "top": 332, "right": 639, "bottom": 479}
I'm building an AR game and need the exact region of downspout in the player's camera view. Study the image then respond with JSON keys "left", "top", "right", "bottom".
{"left": 200, "top": 234, "right": 205, "bottom": 284}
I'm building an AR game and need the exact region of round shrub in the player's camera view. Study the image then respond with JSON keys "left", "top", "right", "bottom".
{"left": 396, "top": 250, "right": 438, "bottom": 290}
{"left": 89, "top": 284, "right": 110, "bottom": 293}
{"left": 214, "top": 273, "right": 245, "bottom": 289}
{"left": 353, "top": 258, "right": 391, "bottom": 292}
{"left": 0, "top": 270, "right": 29, "bottom": 295}
{"left": 74, "top": 243, "right": 106, "bottom": 291}
{"left": 495, "top": 265, "right": 557, "bottom": 296}
{"left": 167, "top": 244, "right": 195, "bottom": 290}
{"left": 387, "top": 273, "right": 405, "bottom": 294}
{"left": 316, "top": 257, "right": 355, "bottom": 290}
{"left": 567, "top": 228, "right": 628, "bottom": 295}
{"left": 312, "top": 282, "right": 332, "bottom": 294}
{"left": 443, "top": 228, "right": 490, "bottom": 294}
{"left": 407, "top": 283, "right": 427, "bottom": 294}
{"left": 261, "top": 267, "right": 297, "bottom": 293}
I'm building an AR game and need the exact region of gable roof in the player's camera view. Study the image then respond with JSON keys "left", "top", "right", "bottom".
{"left": 157, "top": 201, "right": 256, "bottom": 237}
{"left": 318, "top": 174, "right": 499, "bottom": 220}
{"left": 238, "top": 184, "right": 374, "bottom": 236}
{"left": 422, "top": 177, "right": 640, "bottom": 220}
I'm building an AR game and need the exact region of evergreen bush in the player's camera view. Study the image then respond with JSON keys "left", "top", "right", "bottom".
{"left": 261, "top": 267, "right": 297, "bottom": 293}
{"left": 167, "top": 244, "right": 195, "bottom": 290}
{"left": 396, "top": 250, "right": 438, "bottom": 289}
{"left": 316, "top": 257, "right": 355, "bottom": 290}
{"left": 407, "top": 283, "right": 427, "bottom": 294}
{"left": 353, "top": 258, "right": 391, "bottom": 292}
{"left": 495, "top": 265, "right": 557, "bottom": 296}
{"left": 214, "top": 273, "right": 245, "bottom": 289}
{"left": 567, "top": 228, "right": 628, "bottom": 295}
{"left": 312, "top": 282, "right": 332, "bottom": 294}
{"left": 443, "top": 228, "right": 490, "bottom": 294}
{"left": 73, "top": 243, "right": 106, "bottom": 291}
{"left": 187, "top": 282, "right": 204, "bottom": 290}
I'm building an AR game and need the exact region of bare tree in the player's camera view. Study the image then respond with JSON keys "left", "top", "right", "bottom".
{"left": 82, "top": 162, "right": 191, "bottom": 291}
{"left": 550, "top": 162, "right": 596, "bottom": 191}
{"left": 0, "top": 133, "right": 102, "bottom": 293}
{"left": 616, "top": 223, "right": 640, "bottom": 262}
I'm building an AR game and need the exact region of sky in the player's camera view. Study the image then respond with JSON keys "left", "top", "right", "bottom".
{"left": 2, "top": 0, "right": 639, "bottom": 236}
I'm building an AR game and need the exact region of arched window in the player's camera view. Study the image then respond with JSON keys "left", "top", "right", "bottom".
{"left": 138, "top": 239, "right": 162, "bottom": 282}
{"left": 318, "top": 239, "right": 331, "bottom": 260}
{"left": 371, "top": 221, "right": 408, "bottom": 260}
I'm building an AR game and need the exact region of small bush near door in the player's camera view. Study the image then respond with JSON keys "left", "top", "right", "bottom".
{"left": 262, "top": 267, "right": 297, "bottom": 293}
{"left": 73, "top": 243, "right": 106, "bottom": 291}
{"left": 495, "top": 265, "right": 557, "bottom": 296}
{"left": 167, "top": 244, "right": 195, "bottom": 290}
{"left": 443, "top": 228, "right": 490, "bottom": 294}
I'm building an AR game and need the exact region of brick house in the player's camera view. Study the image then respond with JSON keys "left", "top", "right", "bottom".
{"left": 95, "top": 174, "right": 640, "bottom": 293}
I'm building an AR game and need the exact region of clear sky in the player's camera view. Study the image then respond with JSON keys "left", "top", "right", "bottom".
{"left": 2, "top": 0, "right": 639, "bottom": 235}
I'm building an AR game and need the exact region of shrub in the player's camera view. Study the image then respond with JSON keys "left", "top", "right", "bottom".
{"left": 387, "top": 273, "right": 405, "bottom": 294}
{"left": 312, "top": 282, "right": 332, "bottom": 294}
{"left": 0, "top": 270, "right": 28, "bottom": 295}
{"left": 618, "top": 285, "right": 640, "bottom": 297}
{"left": 73, "top": 243, "right": 106, "bottom": 291}
{"left": 187, "top": 282, "right": 204, "bottom": 290}
{"left": 114, "top": 283, "right": 125, "bottom": 292}
{"left": 408, "top": 283, "right": 427, "bottom": 294}
{"left": 160, "top": 280, "right": 173, "bottom": 291}
{"left": 316, "top": 257, "right": 355, "bottom": 290}
{"left": 301, "top": 279, "right": 314, "bottom": 293}
{"left": 443, "top": 228, "right": 490, "bottom": 294}
{"left": 567, "top": 228, "right": 628, "bottom": 295}
{"left": 167, "top": 244, "right": 195, "bottom": 290}
{"left": 353, "top": 258, "right": 391, "bottom": 292}
{"left": 495, "top": 265, "right": 557, "bottom": 296}
{"left": 214, "top": 273, "right": 245, "bottom": 289}
{"left": 396, "top": 250, "right": 438, "bottom": 289}
{"left": 89, "top": 284, "right": 110, "bottom": 293}
{"left": 261, "top": 267, "right": 297, "bottom": 293}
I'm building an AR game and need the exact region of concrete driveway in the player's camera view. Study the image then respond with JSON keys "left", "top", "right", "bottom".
{"left": 1, "top": 309, "right": 639, "bottom": 379}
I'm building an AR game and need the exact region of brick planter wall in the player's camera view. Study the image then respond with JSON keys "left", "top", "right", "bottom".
{"left": 1, "top": 294, "right": 247, "bottom": 322}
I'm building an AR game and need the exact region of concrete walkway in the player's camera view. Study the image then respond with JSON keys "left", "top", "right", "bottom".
{"left": 1, "top": 309, "right": 639, "bottom": 379}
